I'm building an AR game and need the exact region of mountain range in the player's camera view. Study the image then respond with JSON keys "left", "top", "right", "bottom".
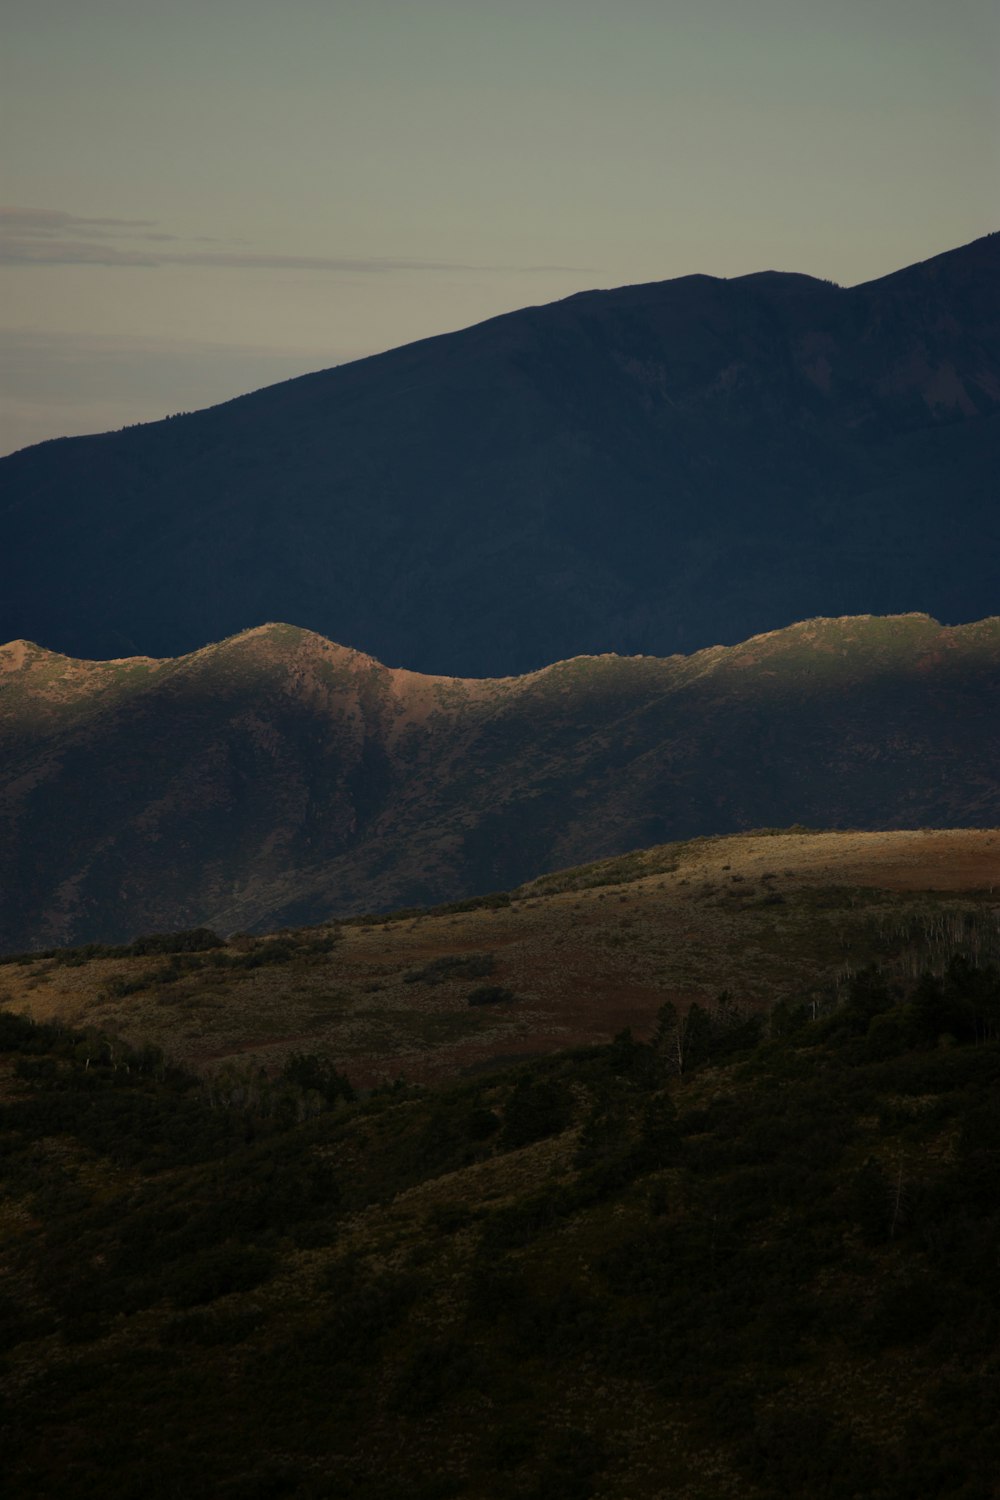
{"left": 4, "top": 233, "right": 1000, "bottom": 1500}
{"left": 2, "top": 611, "right": 998, "bottom": 950}
{"left": 2, "top": 235, "right": 998, "bottom": 674}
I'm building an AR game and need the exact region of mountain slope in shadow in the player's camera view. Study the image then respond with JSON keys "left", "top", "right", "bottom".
{"left": 1, "top": 612, "right": 998, "bottom": 949}
{"left": 1, "top": 235, "right": 998, "bottom": 672}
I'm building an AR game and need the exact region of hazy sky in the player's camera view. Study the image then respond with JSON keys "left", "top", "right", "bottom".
{"left": 2, "top": 0, "right": 997, "bottom": 454}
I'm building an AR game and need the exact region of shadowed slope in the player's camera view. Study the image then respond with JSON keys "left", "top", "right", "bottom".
{"left": 1, "top": 235, "right": 998, "bottom": 672}
{"left": 6, "top": 947, "right": 1000, "bottom": 1500}
{"left": 1, "top": 613, "right": 998, "bottom": 949}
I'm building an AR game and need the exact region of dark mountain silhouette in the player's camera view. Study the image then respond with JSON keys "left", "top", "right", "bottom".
{"left": 2, "top": 612, "right": 998, "bottom": 950}
{"left": 1, "top": 235, "right": 998, "bottom": 674}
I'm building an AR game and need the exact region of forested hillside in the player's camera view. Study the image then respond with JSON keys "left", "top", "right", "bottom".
{"left": 2, "top": 954, "right": 999, "bottom": 1498}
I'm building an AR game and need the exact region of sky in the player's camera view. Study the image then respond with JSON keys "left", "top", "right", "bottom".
{"left": 2, "top": 0, "right": 997, "bottom": 455}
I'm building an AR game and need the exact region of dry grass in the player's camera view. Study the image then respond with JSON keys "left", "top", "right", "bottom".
{"left": 4, "top": 828, "right": 998, "bottom": 1086}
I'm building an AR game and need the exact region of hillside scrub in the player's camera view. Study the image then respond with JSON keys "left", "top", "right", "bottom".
{"left": 1, "top": 957, "right": 1000, "bottom": 1497}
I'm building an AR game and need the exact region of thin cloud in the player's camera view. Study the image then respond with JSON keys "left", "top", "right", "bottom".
{"left": 170, "top": 251, "right": 489, "bottom": 272}
{"left": 0, "top": 206, "right": 596, "bottom": 275}
{"left": 0, "top": 239, "right": 480, "bottom": 272}
{"left": 0, "top": 207, "right": 157, "bottom": 236}
{"left": 0, "top": 240, "right": 160, "bottom": 267}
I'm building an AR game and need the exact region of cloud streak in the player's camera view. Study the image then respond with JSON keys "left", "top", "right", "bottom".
{"left": 0, "top": 207, "right": 595, "bottom": 275}
{"left": 0, "top": 208, "right": 158, "bottom": 235}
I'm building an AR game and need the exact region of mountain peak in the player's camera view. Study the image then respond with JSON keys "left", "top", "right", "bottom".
{"left": 2, "top": 236, "right": 998, "bottom": 676}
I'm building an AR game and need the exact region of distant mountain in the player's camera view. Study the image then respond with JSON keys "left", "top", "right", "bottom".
{"left": 2, "top": 612, "right": 997, "bottom": 949}
{"left": 1, "top": 235, "right": 998, "bottom": 674}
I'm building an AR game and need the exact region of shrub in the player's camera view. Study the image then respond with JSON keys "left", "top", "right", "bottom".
{"left": 280, "top": 1052, "right": 355, "bottom": 1105}
{"left": 405, "top": 953, "right": 495, "bottom": 985}
{"left": 467, "top": 985, "right": 515, "bottom": 1006}
{"left": 165, "top": 1243, "right": 276, "bottom": 1308}
{"left": 129, "top": 927, "right": 224, "bottom": 956}
{"left": 500, "top": 1077, "right": 571, "bottom": 1149}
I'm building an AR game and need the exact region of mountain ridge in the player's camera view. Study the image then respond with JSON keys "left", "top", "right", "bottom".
{"left": 2, "top": 234, "right": 998, "bottom": 673}
{"left": 2, "top": 611, "right": 998, "bottom": 951}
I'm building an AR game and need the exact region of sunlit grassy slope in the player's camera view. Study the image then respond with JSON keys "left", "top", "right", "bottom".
{"left": 4, "top": 827, "right": 997, "bottom": 1084}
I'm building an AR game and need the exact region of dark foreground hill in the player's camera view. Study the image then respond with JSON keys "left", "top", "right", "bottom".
{"left": 2, "top": 235, "right": 999, "bottom": 673}
{"left": 3, "top": 948, "right": 1000, "bottom": 1499}
{"left": 1, "top": 612, "right": 998, "bottom": 950}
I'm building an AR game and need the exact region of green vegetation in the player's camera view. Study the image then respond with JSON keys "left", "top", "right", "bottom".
{"left": 0, "top": 926, "right": 226, "bottom": 966}
{"left": 95, "top": 932, "right": 343, "bottom": 999}
{"left": 403, "top": 952, "right": 495, "bottom": 985}
{"left": 467, "top": 984, "right": 517, "bottom": 1006}
{"left": 1, "top": 928, "right": 341, "bottom": 986}
{"left": 2, "top": 952, "right": 1000, "bottom": 1497}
